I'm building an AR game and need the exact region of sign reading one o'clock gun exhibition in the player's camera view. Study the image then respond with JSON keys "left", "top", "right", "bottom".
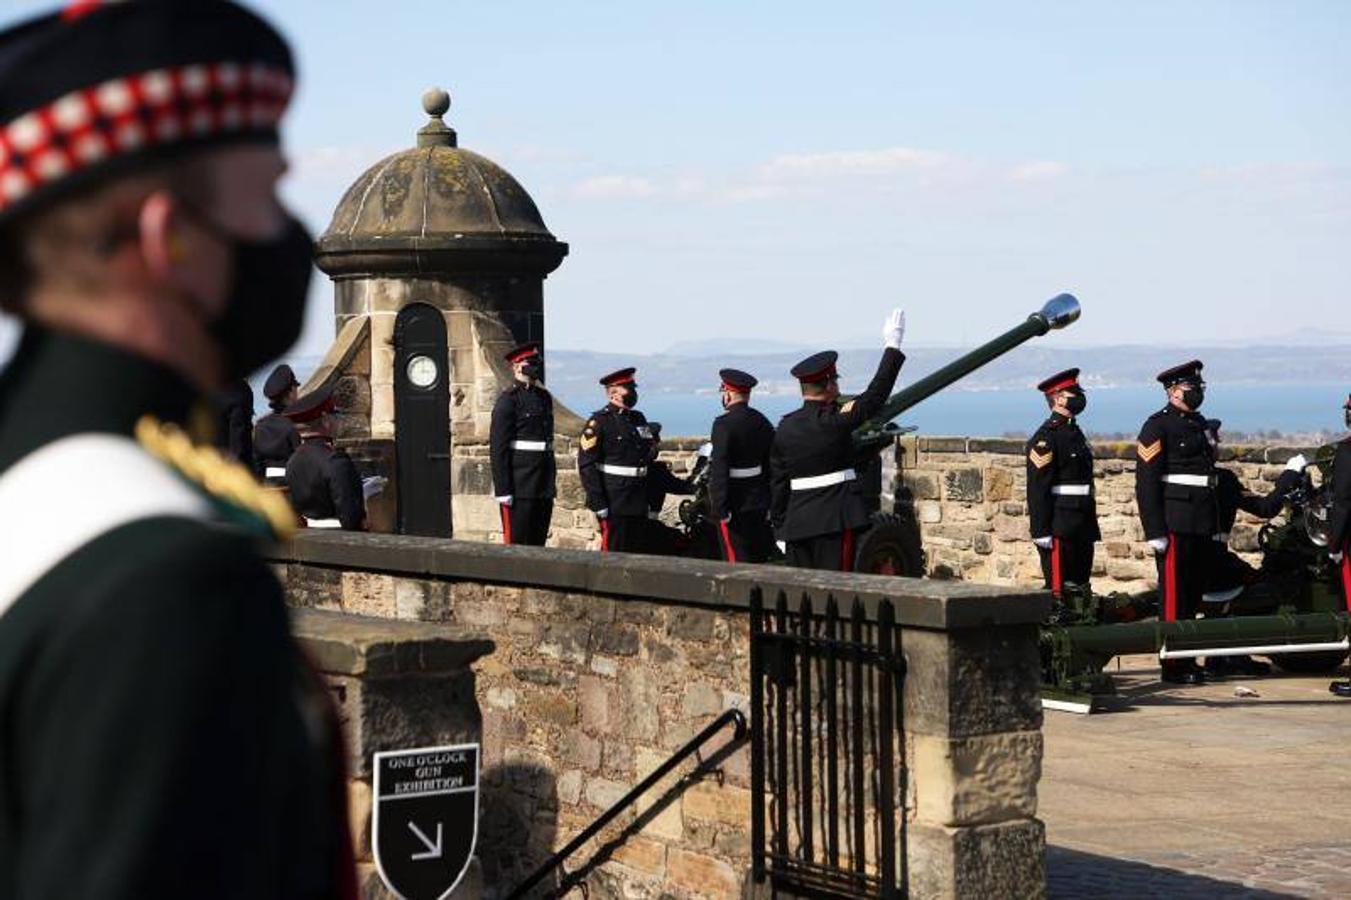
{"left": 373, "top": 744, "right": 479, "bottom": 900}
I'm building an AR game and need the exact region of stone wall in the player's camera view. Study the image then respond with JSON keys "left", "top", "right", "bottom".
{"left": 270, "top": 534, "right": 1051, "bottom": 899}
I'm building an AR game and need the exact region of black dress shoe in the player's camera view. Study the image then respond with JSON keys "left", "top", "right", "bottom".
{"left": 1226, "top": 655, "right": 1271, "bottom": 676}
{"left": 1330, "top": 681, "right": 1351, "bottom": 698}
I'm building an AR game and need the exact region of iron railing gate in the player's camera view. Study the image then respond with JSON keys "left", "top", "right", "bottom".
{"left": 749, "top": 588, "right": 907, "bottom": 898}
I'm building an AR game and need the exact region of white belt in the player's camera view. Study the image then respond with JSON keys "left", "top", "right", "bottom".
{"left": 791, "top": 468, "right": 856, "bottom": 491}
{"left": 305, "top": 518, "right": 342, "bottom": 529}
{"left": 1163, "top": 474, "right": 1214, "bottom": 487}
{"left": 511, "top": 440, "right": 550, "bottom": 452}
{"left": 729, "top": 465, "right": 763, "bottom": 479}
{"left": 1051, "top": 484, "right": 1091, "bottom": 496}
{"left": 601, "top": 464, "right": 647, "bottom": 478}
{"left": 265, "top": 466, "right": 286, "bottom": 478}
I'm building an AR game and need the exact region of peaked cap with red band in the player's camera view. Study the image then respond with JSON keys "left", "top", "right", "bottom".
{"left": 0, "top": 0, "right": 294, "bottom": 222}
{"left": 599, "top": 367, "right": 636, "bottom": 387}
{"left": 719, "top": 368, "right": 757, "bottom": 392}
{"left": 790, "top": 350, "right": 838, "bottom": 383}
{"left": 282, "top": 382, "right": 336, "bottom": 424}
{"left": 504, "top": 341, "right": 541, "bottom": 364}
{"left": 1036, "top": 367, "right": 1080, "bottom": 395}
{"left": 1157, "top": 359, "right": 1204, "bottom": 388}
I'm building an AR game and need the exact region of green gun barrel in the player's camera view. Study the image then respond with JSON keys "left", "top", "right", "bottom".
{"left": 853, "top": 293, "right": 1081, "bottom": 448}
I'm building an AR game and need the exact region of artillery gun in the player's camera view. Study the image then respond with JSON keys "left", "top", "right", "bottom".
{"left": 676, "top": 293, "right": 1083, "bottom": 570}
{"left": 1041, "top": 456, "right": 1350, "bottom": 712}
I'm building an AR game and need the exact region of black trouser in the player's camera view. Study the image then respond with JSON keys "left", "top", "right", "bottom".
{"left": 1038, "top": 535, "right": 1095, "bottom": 596}
{"left": 501, "top": 498, "right": 553, "bottom": 546}
{"left": 785, "top": 528, "right": 856, "bottom": 572}
{"left": 599, "top": 515, "right": 646, "bottom": 553}
{"left": 1155, "top": 532, "right": 1212, "bottom": 671}
{"left": 716, "top": 511, "right": 776, "bottom": 564}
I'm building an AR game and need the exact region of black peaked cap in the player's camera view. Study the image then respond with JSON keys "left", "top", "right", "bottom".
{"left": 719, "top": 368, "right": 757, "bottom": 390}
{"left": 262, "top": 362, "right": 297, "bottom": 400}
{"left": 790, "top": 351, "right": 838, "bottom": 382}
{"left": 1157, "top": 359, "right": 1204, "bottom": 387}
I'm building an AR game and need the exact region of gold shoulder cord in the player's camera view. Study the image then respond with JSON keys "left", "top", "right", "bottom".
{"left": 135, "top": 415, "right": 298, "bottom": 540}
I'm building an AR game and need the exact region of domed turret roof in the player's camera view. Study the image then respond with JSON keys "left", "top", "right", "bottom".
{"left": 315, "top": 88, "right": 567, "bottom": 277}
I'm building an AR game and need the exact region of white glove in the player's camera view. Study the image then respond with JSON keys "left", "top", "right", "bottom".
{"left": 1148, "top": 536, "right": 1169, "bottom": 554}
{"left": 362, "top": 476, "right": 388, "bottom": 500}
{"left": 775, "top": 540, "right": 787, "bottom": 554}
{"left": 1033, "top": 536, "right": 1053, "bottom": 550}
{"left": 496, "top": 495, "right": 513, "bottom": 507}
{"left": 596, "top": 508, "right": 609, "bottom": 519}
{"left": 1284, "top": 454, "right": 1308, "bottom": 472}
{"left": 1332, "top": 551, "right": 1345, "bottom": 564}
{"left": 882, "top": 308, "right": 906, "bottom": 350}
{"left": 720, "top": 514, "right": 732, "bottom": 524}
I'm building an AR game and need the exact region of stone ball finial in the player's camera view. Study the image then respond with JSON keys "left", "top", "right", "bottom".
{"left": 422, "top": 87, "right": 451, "bottom": 118}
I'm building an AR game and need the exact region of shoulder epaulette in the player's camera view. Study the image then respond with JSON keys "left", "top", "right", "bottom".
{"left": 135, "top": 415, "right": 297, "bottom": 540}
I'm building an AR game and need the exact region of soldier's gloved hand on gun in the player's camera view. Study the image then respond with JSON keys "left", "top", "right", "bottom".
{"left": 883, "top": 309, "right": 906, "bottom": 350}
{"left": 1148, "top": 536, "right": 1169, "bottom": 554}
{"left": 1332, "top": 551, "right": 1345, "bottom": 564}
{"left": 776, "top": 540, "right": 787, "bottom": 554}
{"left": 497, "top": 495, "right": 513, "bottom": 507}
{"left": 1032, "top": 536, "right": 1053, "bottom": 550}
{"left": 1284, "top": 454, "right": 1308, "bottom": 472}
{"left": 596, "top": 508, "right": 608, "bottom": 519}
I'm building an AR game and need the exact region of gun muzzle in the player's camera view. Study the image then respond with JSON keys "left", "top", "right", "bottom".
{"left": 1036, "top": 293, "right": 1081, "bottom": 331}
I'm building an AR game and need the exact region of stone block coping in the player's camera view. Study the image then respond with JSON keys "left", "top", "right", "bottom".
{"left": 290, "top": 607, "right": 495, "bottom": 677}
{"left": 270, "top": 533, "right": 1050, "bottom": 631}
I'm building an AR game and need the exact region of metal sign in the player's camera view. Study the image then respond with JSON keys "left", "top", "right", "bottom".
{"left": 373, "top": 743, "right": 479, "bottom": 900}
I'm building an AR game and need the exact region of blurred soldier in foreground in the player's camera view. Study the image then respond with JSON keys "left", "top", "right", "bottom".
{"left": 1327, "top": 394, "right": 1351, "bottom": 697}
{"left": 0, "top": 3, "right": 355, "bottom": 895}
{"left": 709, "top": 368, "right": 775, "bottom": 563}
{"left": 771, "top": 310, "right": 906, "bottom": 571}
{"left": 254, "top": 361, "right": 300, "bottom": 481}
{"left": 578, "top": 367, "right": 654, "bottom": 552}
{"left": 643, "top": 421, "right": 695, "bottom": 555}
{"left": 1026, "top": 368, "right": 1099, "bottom": 597}
{"left": 1203, "top": 419, "right": 1306, "bottom": 677}
{"left": 490, "top": 342, "right": 556, "bottom": 546}
{"left": 1135, "top": 360, "right": 1217, "bottom": 685}
{"left": 284, "top": 384, "right": 366, "bottom": 530}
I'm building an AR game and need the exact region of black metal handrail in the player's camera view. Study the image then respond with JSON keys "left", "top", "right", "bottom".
{"left": 506, "top": 708, "right": 748, "bottom": 900}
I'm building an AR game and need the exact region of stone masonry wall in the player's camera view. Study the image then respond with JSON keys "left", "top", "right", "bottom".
{"left": 272, "top": 537, "right": 1051, "bottom": 900}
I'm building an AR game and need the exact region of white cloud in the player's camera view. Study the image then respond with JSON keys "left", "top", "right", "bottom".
{"left": 759, "top": 146, "right": 952, "bottom": 179}
{"left": 572, "top": 174, "right": 658, "bottom": 199}
{"left": 1010, "top": 160, "right": 1069, "bottom": 181}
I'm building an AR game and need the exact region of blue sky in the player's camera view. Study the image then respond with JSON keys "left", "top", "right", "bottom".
{"left": 1, "top": 0, "right": 1348, "bottom": 358}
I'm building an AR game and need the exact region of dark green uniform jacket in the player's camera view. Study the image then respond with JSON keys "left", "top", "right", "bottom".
{"left": 0, "top": 330, "right": 350, "bottom": 899}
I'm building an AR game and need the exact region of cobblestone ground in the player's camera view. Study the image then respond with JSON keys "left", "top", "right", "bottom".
{"left": 1048, "top": 844, "right": 1351, "bottom": 899}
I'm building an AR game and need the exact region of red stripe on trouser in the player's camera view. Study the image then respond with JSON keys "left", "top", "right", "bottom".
{"left": 719, "top": 519, "right": 738, "bottom": 563}
{"left": 1163, "top": 534, "right": 1179, "bottom": 622}
{"left": 840, "top": 528, "right": 855, "bottom": 573}
{"left": 1051, "top": 537, "right": 1063, "bottom": 598}
{"left": 1342, "top": 544, "right": 1351, "bottom": 612}
{"left": 500, "top": 504, "right": 513, "bottom": 545}
{"left": 599, "top": 518, "right": 610, "bottom": 552}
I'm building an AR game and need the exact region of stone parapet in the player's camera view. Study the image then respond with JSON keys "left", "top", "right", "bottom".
{"left": 271, "top": 534, "right": 1049, "bottom": 899}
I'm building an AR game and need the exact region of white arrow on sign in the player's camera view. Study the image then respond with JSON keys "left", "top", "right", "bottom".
{"left": 408, "top": 820, "right": 443, "bottom": 861}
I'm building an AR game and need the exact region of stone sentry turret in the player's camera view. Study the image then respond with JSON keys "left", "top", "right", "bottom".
{"left": 306, "top": 88, "right": 582, "bottom": 538}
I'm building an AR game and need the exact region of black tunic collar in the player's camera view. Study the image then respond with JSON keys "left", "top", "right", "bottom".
{"left": 0, "top": 327, "right": 200, "bottom": 472}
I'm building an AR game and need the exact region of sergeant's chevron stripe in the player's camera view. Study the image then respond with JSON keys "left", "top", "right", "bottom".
{"left": 1137, "top": 439, "right": 1163, "bottom": 462}
{"left": 1028, "top": 448, "right": 1053, "bottom": 469}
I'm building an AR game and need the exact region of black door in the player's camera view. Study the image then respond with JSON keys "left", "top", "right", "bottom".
{"left": 394, "top": 303, "right": 452, "bottom": 537}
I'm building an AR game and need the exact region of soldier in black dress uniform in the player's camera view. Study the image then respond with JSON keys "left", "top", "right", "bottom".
{"left": 1326, "top": 395, "right": 1351, "bottom": 697}
{"left": 490, "top": 341, "right": 556, "bottom": 545}
{"left": 771, "top": 310, "right": 906, "bottom": 571}
{"left": 578, "top": 367, "right": 655, "bottom": 553}
{"left": 213, "top": 377, "right": 255, "bottom": 469}
{"left": 0, "top": 3, "right": 355, "bottom": 895}
{"left": 284, "top": 384, "right": 366, "bottom": 530}
{"left": 1135, "top": 360, "right": 1217, "bottom": 684}
{"left": 709, "top": 368, "right": 776, "bottom": 563}
{"left": 254, "top": 362, "right": 300, "bottom": 482}
{"left": 643, "top": 422, "right": 695, "bottom": 555}
{"left": 1026, "top": 368, "right": 1100, "bottom": 596}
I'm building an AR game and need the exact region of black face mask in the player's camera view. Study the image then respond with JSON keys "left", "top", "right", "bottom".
{"left": 622, "top": 389, "right": 638, "bottom": 408}
{"left": 1182, "top": 387, "right": 1205, "bottom": 411}
{"left": 204, "top": 214, "right": 314, "bottom": 381}
{"left": 1064, "top": 392, "right": 1087, "bottom": 416}
{"left": 520, "top": 362, "right": 543, "bottom": 382}
{"left": 1344, "top": 409, "right": 1350, "bottom": 430}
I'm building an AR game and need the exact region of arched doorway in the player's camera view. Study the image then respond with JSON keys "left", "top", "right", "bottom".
{"left": 393, "top": 303, "right": 452, "bottom": 536}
